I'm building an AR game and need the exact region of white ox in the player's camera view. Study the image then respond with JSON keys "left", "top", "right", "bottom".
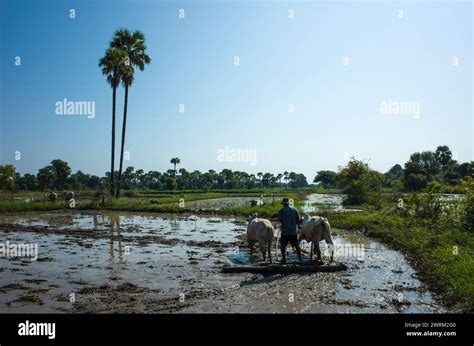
{"left": 299, "top": 215, "right": 334, "bottom": 262}
{"left": 247, "top": 213, "right": 274, "bottom": 263}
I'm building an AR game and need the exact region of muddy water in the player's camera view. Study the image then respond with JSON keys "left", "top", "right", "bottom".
{"left": 0, "top": 211, "right": 447, "bottom": 313}
{"left": 163, "top": 196, "right": 269, "bottom": 210}
{"left": 303, "top": 193, "right": 365, "bottom": 213}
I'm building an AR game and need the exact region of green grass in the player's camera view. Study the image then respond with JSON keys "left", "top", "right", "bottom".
{"left": 319, "top": 210, "right": 474, "bottom": 312}
{"left": 0, "top": 201, "right": 65, "bottom": 213}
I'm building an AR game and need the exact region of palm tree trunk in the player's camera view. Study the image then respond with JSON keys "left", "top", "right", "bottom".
{"left": 110, "top": 83, "right": 117, "bottom": 196}
{"left": 116, "top": 84, "right": 129, "bottom": 198}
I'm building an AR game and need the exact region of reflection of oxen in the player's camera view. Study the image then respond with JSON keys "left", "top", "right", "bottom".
{"left": 247, "top": 213, "right": 274, "bottom": 263}
{"left": 48, "top": 192, "right": 58, "bottom": 202}
{"left": 298, "top": 215, "right": 334, "bottom": 262}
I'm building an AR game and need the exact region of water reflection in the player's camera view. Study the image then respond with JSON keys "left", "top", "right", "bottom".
{"left": 108, "top": 213, "right": 123, "bottom": 261}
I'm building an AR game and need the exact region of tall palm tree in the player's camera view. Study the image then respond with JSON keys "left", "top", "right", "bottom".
{"left": 276, "top": 173, "right": 283, "bottom": 188}
{"left": 170, "top": 157, "right": 180, "bottom": 177}
{"left": 257, "top": 172, "right": 263, "bottom": 188}
{"left": 99, "top": 47, "right": 128, "bottom": 196}
{"left": 112, "top": 29, "right": 152, "bottom": 198}
{"left": 283, "top": 171, "right": 289, "bottom": 188}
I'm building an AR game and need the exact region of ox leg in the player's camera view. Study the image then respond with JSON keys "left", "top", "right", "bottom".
{"left": 268, "top": 242, "right": 272, "bottom": 263}
{"left": 315, "top": 242, "right": 322, "bottom": 261}
{"left": 260, "top": 243, "right": 266, "bottom": 262}
{"left": 294, "top": 240, "right": 303, "bottom": 262}
{"left": 327, "top": 240, "right": 334, "bottom": 263}
{"left": 249, "top": 241, "right": 255, "bottom": 256}
{"left": 310, "top": 242, "right": 313, "bottom": 262}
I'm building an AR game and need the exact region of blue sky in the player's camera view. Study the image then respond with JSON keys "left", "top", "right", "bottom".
{"left": 0, "top": 0, "right": 472, "bottom": 180}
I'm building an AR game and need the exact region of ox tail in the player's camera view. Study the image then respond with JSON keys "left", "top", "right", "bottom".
{"left": 275, "top": 227, "right": 280, "bottom": 261}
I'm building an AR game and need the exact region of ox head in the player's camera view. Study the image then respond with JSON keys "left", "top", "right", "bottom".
{"left": 248, "top": 213, "right": 258, "bottom": 222}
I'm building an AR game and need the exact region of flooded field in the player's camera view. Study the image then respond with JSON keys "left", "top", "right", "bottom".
{"left": 0, "top": 209, "right": 450, "bottom": 313}
{"left": 303, "top": 194, "right": 346, "bottom": 212}
{"left": 163, "top": 196, "right": 269, "bottom": 209}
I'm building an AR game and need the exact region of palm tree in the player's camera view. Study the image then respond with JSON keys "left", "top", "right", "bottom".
{"left": 170, "top": 157, "right": 180, "bottom": 177}
{"left": 257, "top": 172, "right": 263, "bottom": 188}
{"left": 276, "top": 173, "right": 283, "bottom": 188}
{"left": 112, "top": 29, "right": 152, "bottom": 198}
{"left": 99, "top": 47, "right": 128, "bottom": 196}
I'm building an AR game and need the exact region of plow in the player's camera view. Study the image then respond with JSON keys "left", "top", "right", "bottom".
{"left": 222, "top": 260, "right": 347, "bottom": 274}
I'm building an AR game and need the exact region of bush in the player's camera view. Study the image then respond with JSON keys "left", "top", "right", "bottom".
{"left": 461, "top": 176, "right": 474, "bottom": 232}
{"left": 403, "top": 185, "right": 444, "bottom": 219}
{"left": 337, "top": 159, "right": 384, "bottom": 206}
{"left": 123, "top": 190, "right": 136, "bottom": 198}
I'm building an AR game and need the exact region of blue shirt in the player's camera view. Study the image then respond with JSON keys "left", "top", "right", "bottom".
{"left": 278, "top": 204, "right": 300, "bottom": 236}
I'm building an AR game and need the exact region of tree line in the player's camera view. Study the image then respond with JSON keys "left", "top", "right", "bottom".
{"left": 0, "top": 158, "right": 309, "bottom": 192}
{"left": 314, "top": 145, "right": 472, "bottom": 195}
{"left": 1, "top": 145, "right": 471, "bottom": 196}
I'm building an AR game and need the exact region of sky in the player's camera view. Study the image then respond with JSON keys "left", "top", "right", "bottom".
{"left": 0, "top": 0, "right": 472, "bottom": 181}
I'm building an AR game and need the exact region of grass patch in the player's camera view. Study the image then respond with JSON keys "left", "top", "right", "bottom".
{"left": 320, "top": 210, "right": 474, "bottom": 312}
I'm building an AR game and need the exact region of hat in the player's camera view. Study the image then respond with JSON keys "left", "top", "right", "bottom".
{"left": 282, "top": 197, "right": 290, "bottom": 205}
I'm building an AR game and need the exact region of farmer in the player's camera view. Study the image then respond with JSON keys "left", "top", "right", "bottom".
{"left": 278, "top": 197, "right": 303, "bottom": 264}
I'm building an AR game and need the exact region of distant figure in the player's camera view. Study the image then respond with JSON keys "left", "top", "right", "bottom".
{"left": 64, "top": 191, "right": 75, "bottom": 201}
{"left": 278, "top": 197, "right": 303, "bottom": 264}
{"left": 48, "top": 192, "right": 58, "bottom": 202}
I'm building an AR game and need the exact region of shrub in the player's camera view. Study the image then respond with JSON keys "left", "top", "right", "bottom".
{"left": 403, "top": 185, "right": 444, "bottom": 219}
{"left": 337, "top": 160, "right": 384, "bottom": 206}
{"left": 123, "top": 190, "right": 136, "bottom": 198}
{"left": 461, "top": 176, "right": 474, "bottom": 232}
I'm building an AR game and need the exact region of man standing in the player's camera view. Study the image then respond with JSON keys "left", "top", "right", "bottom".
{"left": 278, "top": 197, "right": 303, "bottom": 264}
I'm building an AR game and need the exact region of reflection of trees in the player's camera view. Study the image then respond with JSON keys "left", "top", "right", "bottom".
{"left": 169, "top": 219, "right": 180, "bottom": 230}
{"left": 107, "top": 213, "right": 123, "bottom": 261}
{"left": 93, "top": 213, "right": 108, "bottom": 229}
{"left": 53, "top": 213, "right": 75, "bottom": 227}
{"left": 93, "top": 214, "right": 99, "bottom": 229}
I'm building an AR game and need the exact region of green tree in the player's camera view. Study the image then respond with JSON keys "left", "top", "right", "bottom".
{"left": 170, "top": 158, "right": 181, "bottom": 177}
{"left": 384, "top": 164, "right": 403, "bottom": 188}
{"left": 37, "top": 165, "right": 56, "bottom": 190}
{"left": 314, "top": 170, "right": 337, "bottom": 188}
{"left": 0, "top": 165, "right": 16, "bottom": 190}
{"left": 166, "top": 177, "right": 177, "bottom": 190}
{"left": 99, "top": 47, "right": 129, "bottom": 196}
{"left": 112, "top": 29, "right": 152, "bottom": 198}
{"left": 404, "top": 151, "right": 441, "bottom": 191}
{"left": 51, "top": 159, "right": 71, "bottom": 190}
{"left": 337, "top": 159, "right": 384, "bottom": 205}
{"left": 434, "top": 145, "right": 453, "bottom": 168}
{"left": 17, "top": 173, "right": 38, "bottom": 190}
